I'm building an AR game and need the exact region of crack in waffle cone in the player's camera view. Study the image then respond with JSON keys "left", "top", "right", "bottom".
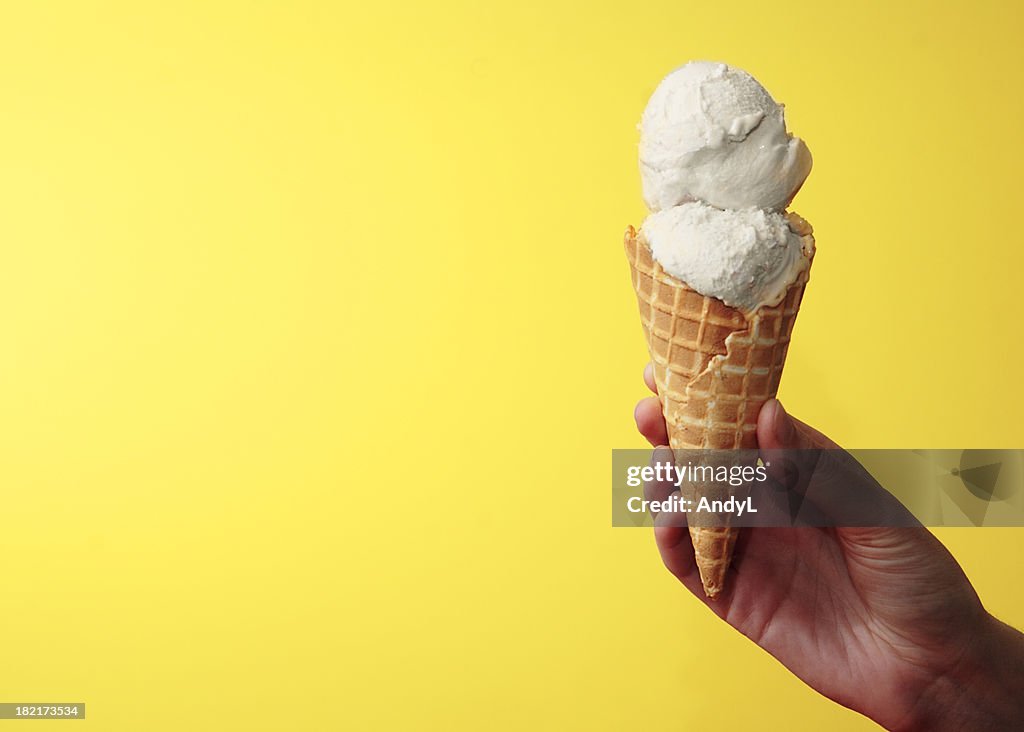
{"left": 624, "top": 217, "right": 814, "bottom": 598}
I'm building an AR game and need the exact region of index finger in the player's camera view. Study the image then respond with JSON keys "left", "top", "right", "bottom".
{"left": 644, "top": 362, "right": 657, "bottom": 394}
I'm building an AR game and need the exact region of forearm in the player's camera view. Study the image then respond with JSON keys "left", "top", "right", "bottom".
{"left": 901, "top": 614, "right": 1024, "bottom": 731}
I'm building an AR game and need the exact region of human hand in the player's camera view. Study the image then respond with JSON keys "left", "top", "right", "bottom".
{"left": 634, "top": 364, "right": 1024, "bottom": 731}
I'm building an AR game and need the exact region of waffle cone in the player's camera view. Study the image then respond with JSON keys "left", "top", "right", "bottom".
{"left": 624, "top": 216, "right": 814, "bottom": 598}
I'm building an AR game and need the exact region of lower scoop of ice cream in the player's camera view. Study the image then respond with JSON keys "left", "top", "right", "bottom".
{"left": 639, "top": 202, "right": 813, "bottom": 312}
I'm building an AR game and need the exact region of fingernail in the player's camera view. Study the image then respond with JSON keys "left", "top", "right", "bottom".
{"left": 772, "top": 399, "right": 797, "bottom": 445}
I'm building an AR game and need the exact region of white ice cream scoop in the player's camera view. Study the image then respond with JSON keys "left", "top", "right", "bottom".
{"left": 640, "top": 201, "right": 813, "bottom": 312}
{"left": 639, "top": 61, "right": 811, "bottom": 213}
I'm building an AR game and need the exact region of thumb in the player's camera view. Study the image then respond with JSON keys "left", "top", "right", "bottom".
{"left": 758, "top": 399, "right": 839, "bottom": 450}
{"left": 755, "top": 398, "right": 828, "bottom": 524}
{"left": 757, "top": 398, "right": 799, "bottom": 449}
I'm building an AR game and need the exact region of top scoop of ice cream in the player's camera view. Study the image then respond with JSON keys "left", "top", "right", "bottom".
{"left": 639, "top": 61, "right": 812, "bottom": 212}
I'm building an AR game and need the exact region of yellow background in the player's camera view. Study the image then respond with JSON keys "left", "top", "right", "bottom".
{"left": 1, "top": 1, "right": 1022, "bottom": 729}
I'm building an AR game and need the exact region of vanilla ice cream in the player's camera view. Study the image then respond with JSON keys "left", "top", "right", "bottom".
{"left": 636, "top": 61, "right": 814, "bottom": 312}
{"left": 639, "top": 61, "right": 811, "bottom": 213}
{"left": 640, "top": 202, "right": 812, "bottom": 311}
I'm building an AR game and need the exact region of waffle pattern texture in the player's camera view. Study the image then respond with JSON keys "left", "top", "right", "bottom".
{"left": 624, "top": 217, "right": 813, "bottom": 597}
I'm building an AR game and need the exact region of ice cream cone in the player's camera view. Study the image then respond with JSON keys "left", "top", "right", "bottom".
{"left": 624, "top": 217, "right": 814, "bottom": 598}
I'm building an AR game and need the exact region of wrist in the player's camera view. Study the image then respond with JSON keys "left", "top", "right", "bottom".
{"left": 900, "top": 612, "right": 1024, "bottom": 731}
